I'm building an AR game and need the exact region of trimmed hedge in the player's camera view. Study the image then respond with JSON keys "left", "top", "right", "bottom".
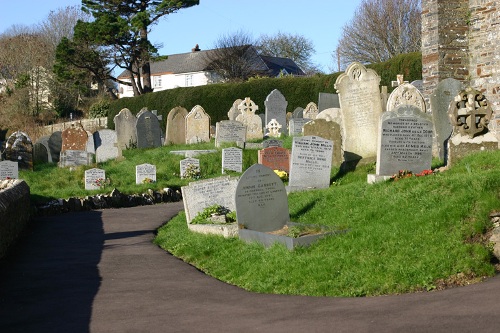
{"left": 107, "top": 52, "right": 422, "bottom": 129}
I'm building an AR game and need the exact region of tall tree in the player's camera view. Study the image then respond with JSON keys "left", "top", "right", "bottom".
{"left": 335, "top": 0, "right": 421, "bottom": 68}
{"left": 256, "top": 32, "right": 320, "bottom": 74}
{"left": 78, "top": 0, "right": 199, "bottom": 96}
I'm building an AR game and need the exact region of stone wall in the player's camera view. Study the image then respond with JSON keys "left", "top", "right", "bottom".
{"left": 0, "top": 180, "right": 31, "bottom": 258}
{"left": 41, "top": 117, "right": 108, "bottom": 136}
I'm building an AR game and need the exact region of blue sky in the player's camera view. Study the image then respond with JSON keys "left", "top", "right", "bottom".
{"left": 0, "top": 0, "right": 363, "bottom": 73}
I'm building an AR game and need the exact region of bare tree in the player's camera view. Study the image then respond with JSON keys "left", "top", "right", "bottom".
{"left": 335, "top": 0, "right": 421, "bottom": 68}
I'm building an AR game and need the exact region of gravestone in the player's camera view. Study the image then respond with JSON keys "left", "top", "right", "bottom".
{"left": 265, "top": 118, "right": 282, "bottom": 137}
{"left": 165, "top": 106, "right": 188, "bottom": 145}
{"left": 235, "top": 98, "right": 263, "bottom": 141}
{"left": 136, "top": 163, "right": 156, "bottom": 184}
{"left": 34, "top": 136, "right": 52, "bottom": 164}
{"left": 222, "top": 147, "right": 243, "bottom": 173}
{"left": 185, "top": 105, "right": 211, "bottom": 144}
{"left": 136, "top": 109, "right": 163, "bottom": 148}
{"left": 258, "top": 146, "right": 290, "bottom": 173}
{"left": 411, "top": 80, "right": 424, "bottom": 92}
{"left": 288, "top": 136, "right": 333, "bottom": 190}
{"left": 215, "top": 120, "right": 246, "bottom": 148}
{"left": 262, "top": 139, "right": 283, "bottom": 148}
{"left": 227, "top": 99, "right": 243, "bottom": 121}
{"left": 318, "top": 92, "right": 340, "bottom": 111}
{"left": 316, "top": 108, "right": 342, "bottom": 123}
{"left": 264, "top": 89, "right": 288, "bottom": 132}
{"left": 94, "top": 129, "right": 120, "bottom": 163}
{"left": 85, "top": 168, "right": 105, "bottom": 190}
{"left": 430, "top": 78, "right": 463, "bottom": 161}
{"left": 292, "top": 107, "right": 304, "bottom": 118}
{"left": 288, "top": 118, "right": 310, "bottom": 136}
{"left": 303, "top": 102, "right": 319, "bottom": 120}
{"left": 113, "top": 108, "right": 137, "bottom": 150}
{"left": 86, "top": 131, "right": 95, "bottom": 155}
{"left": 180, "top": 157, "right": 200, "bottom": 179}
{"left": 0, "top": 160, "right": 18, "bottom": 179}
{"left": 235, "top": 164, "right": 289, "bottom": 232}
{"left": 303, "top": 119, "right": 343, "bottom": 167}
{"left": 386, "top": 83, "right": 426, "bottom": 113}
{"left": 376, "top": 105, "right": 434, "bottom": 176}
{"left": 3, "top": 131, "right": 33, "bottom": 170}
{"left": 48, "top": 131, "right": 62, "bottom": 163}
{"left": 61, "top": 123, "right": 88, "bottom": 152}
{"left": 334, "top": 62, "right": 383, "bottom": 160}
{"left": 59, "top": 150, "right": 93, "bottom": 167}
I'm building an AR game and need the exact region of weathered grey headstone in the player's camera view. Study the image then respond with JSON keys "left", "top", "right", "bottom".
{"left": 136, "top": 109, "right": 163, "bottom": 148}
{"left": 136, "top": 163, "right": 156, "bottom": 184}
{"left": 48, "top": 131, "right": 62, "bottom": 163}
{"left": 33, "top": 142, "right": 49, "bottom": 164}
{"left": 227, "top": 99, "right": 243, "bottom": 121}
{"left": 59, "top": 150, "right": 93, "bottom": 167}
{"left": 86, "top": 131, "right": 95, "bottom": 155}
{"left": 94, "top": 129, "right": 120, "bottom": 163}
{"left": 180, "top": 157, "right": 200, "bottom": 179}
{"left": 376, "top": 105, "right": 434, "bottom": 176}
{"left": 215, "top": 120, "right": 246, "bottom": 148}
{"left": 61, "top": 123, "right": 88, "bottom": 152}
{"left": 334, "top": 62, "right": 383, "bottom": 160}
{"left": 113, "top": 108, "right": 137, "bottom": 150}
{"left": 235, "top": 164, "right": 289, "bottom": 232}
{"left": 185, "top": 105, "right": 211, "bottom": 144}
{"left": 316, "top": 107, "right": 342, "bottom": 123}
{"left": 292, "top": 107, "right": 304, "bottom": 118}
{"left": 235, "top": 98, "right": 263, "bottom": 141}
{"left": 430, "top": 78, "right": 463, "bottom": 161}
{"left": 303, "top": 119, "right": 343, "bottom": 167}
{"left": 4, "top": 131, "right": 33, "bottom": 170}
{"left": 318, "top": 92, "right": 340, "bottom": 111}
{"left": 222, "top": 147, "right": 243, "bottom": 173}
{"left": 85, "top": 168, "right": 105, "bottom": 190}
{"left": 288, "top": 136, "right": 333, "bottom": 190}
{"left": 0, "top": 160, "right": 18, "bottom": 179}
{"left": 165, "top": 106, "right": 188, "bottom": 145}
{"left": 258, "top": 146, "right": 290, "bottom": 173}
{"left": 386, "top": 83, "right": 426, "bottom": 113}
{"left": 303, "top": 102, "right": 319, "bottom": 120}
{"left": 264, "top": 89, "right": 288, "bottom": 132}
{"left": 262, "top": 139, "right": 283, "bottom": 148}
{"left": 288, "top": 118, "right": 310, "bottom": 136}
{"left": 411, "top": 80, "right": 423, "bottom": 92}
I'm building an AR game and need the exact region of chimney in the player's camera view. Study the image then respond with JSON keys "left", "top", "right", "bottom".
{"left": 191, "top": 44, "right": 201, "bottom": 52}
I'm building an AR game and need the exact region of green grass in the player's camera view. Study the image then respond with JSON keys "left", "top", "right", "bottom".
{"left": 19, "top": 141, "right": 500, "bottom": 297}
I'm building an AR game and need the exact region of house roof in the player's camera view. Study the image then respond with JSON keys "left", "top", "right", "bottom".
{"left": 117, "top": 45, "right": 305, "bottom": 78}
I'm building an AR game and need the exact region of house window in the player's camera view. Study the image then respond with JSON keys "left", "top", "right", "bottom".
{"left": 185, "top": 74, "right": 193, "bottom": 87}
{"left": 153, "top": 76, "right": 162, "bottom": 88}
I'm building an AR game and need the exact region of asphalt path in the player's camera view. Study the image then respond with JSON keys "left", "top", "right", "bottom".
{"left": 1, "top": 202, "right": 500, "bottom": 332}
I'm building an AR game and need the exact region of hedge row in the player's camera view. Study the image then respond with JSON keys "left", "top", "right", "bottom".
{"left": 107, "top": 52, "right": 422, "bottom": 129}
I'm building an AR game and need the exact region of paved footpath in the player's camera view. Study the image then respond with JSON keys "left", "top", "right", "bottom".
{"left": 1, "top": 202, "right": 500, "bottom": 333}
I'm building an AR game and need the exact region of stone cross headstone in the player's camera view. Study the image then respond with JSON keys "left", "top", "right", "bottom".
{"left": 180, "top": 157, "right": 200, "bottom": 179}
{"left": 391, "top": 74, "right": 408, "bottom": 88}
{"left": 3, "top": 131, "right": 33, "bottom": 170}
{"left": 85, "top": 168, "right": 105, "bottom": 190}
{"left": 334, "top": 62, "right": 383, "bottom": 160}
{"left": 303, "top": 102, "right": 319, "bottom": 120}
{"left": 215, "top": 120, "right": 246, "bottom": 148}
{"left": 61, "top": 123, "right": 88, "bottom": 152}
{"left": 48, "top": 131, "right": 62, "bottom": 163}
{"left": 0, "top": 160, "right": 18, "bottom": 179}
{"left": 185, "top": 105, "right": 211, "bottom": 144}
{"left": 386, "top": 82, "right": 426, "bottom": 113}
{"left": 288, "top": 136, "right": 333, "bottom": 190}
{"left": 94, "top": 129, "right": 120, "bottom": 163}
{"left": 288, "top": 118, "right": 310, "bottom": 136}
{"left": 318, "top": 92, "right": 340, "bottom": 111}
{"left": 264, "top": 89, "right": 287, "bottom": 133}
{"left": 222, "top": 147, "right": 243, "bottom": 173}
{"left": 136, "top": 163, "right": 156, "bottom": 184}
{"left": 265, "top": 118, "right": 282, "bottom": 137}
{"left": 303, "top": 119, "right": 343, "bottom": 167}
{"left": 376, "top": 105, "right": 434, "bottom": 176}
{"left": 430, "top": 78, "right": 463, "bottom": 161}
{"left": 235, "top": 164, "right": 289, "bottom": 232}
{"left": 113, "top": 108, "right": 137, "bottom": 150}
{"left": 136, "top": 109, "right": 163, "bottom": 148}
{"left": 258, "top": 146, "right": 290, "bottom": 173}
{"left": 227, "top": 99, "right": 243, "bottom": 121}
{"left": 165, "top": 106, "right": 188, "bottom": 145}
{"left": 235, "top": 97, "right": 263, "bottom": 141}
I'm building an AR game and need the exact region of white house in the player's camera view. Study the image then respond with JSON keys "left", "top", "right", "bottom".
{"left": 117, "top": 45, "right": 305, "bottom": 98}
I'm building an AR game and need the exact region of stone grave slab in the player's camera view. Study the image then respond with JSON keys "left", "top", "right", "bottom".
{"left": 85, "top": 168, "right": 105, "bottom": 190}
{"left": 376, "top": 105, "right": 434, "bottom": 176}
{"left": 114, "top": 108, "right": 137, "bottom": 149}
{"left": 94, "top": 129, "right": 120, "bottom": 163}
{"left": 136, "top": 109, "right": 163, "bottom": 148}
{"left": 318, "top": 92, "right": 340, "bottom": 111}
{"left": 180, "top": 157, "right": 200, "bottom": 179}
{"left": 164, "top": 107, "right": 188, "bottom": 145}
{"left": 334, "top": 62, "right": 383, "bottom": 160}
{"left": 264, "top": 89, "right": 287, "bottom": 133}
{"left": 222, "top": 147, "right": 243, "bottom": 173}
{"left": 59, "top": 150, "right": 93, "bottom": 167}
{"left": 185, "top": 105, "right": 210, "bottom": 144}
{"left": 235, "top": 98, "right": 263, "bottom": 141}
{"left": 136, "top": 163, "right": 156, "bottom": 184}
{"left": 303, "top": 119, "right": 343, "bottom": 167}
{"left": 288, "top": 136, "right": 333, "bottom": 191}
{"left": 0, "top": 160, "right": 18, "bottom": 179}
{"left": 4, "top": 131, "right": 33, "bottom": 170}
{"left": 258, "top": 147, "right": 290, "bottom": 173}
{"left": 215, "top": 120, "right": 246, "bottom": 148}
{"left": 288, "top": 118, "right": 310, "bottom": 136}
{"left": 61, "top": 123, "right": 88, "bottom": 152}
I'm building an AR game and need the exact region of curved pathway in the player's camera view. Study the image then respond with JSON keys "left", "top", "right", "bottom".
{"left": 1, "top": 202, "right": 499, "bottom": 332}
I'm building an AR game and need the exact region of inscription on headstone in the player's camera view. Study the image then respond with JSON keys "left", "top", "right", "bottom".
{"left": 0, "top": 160, "right": 18, "bottom": 179}
{"left": 222, "top": 147, "right": 243, "bottom": 173}
{"left": 59, "top": 150, "right": 92, "bottom": 167}
{"left": 85, "top": 168, "right": 105, "bottom": 190}
{"left": 215, "top": 120, "right": 246, "bottom": 148}
{"left": 288, "top": 118, "right": 310, "bottom": 136}
{"left": 303, "top": 119, "right": 343, "bottom": 166}
{"left": 136, "top": 163, "right": 156, "bottom": 184}
{"left": 258, "top": 147, "right": 290, "bottom": 173}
